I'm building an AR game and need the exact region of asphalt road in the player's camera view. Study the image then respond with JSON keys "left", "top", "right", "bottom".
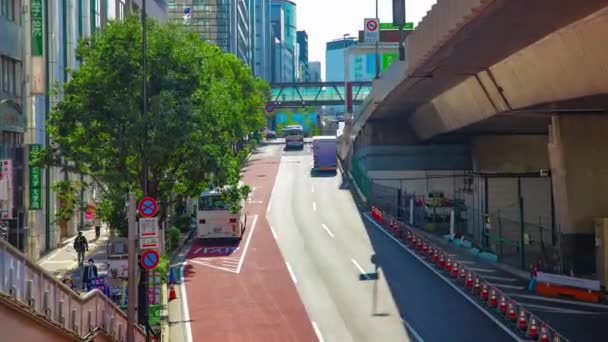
{"left": 268, "top": 142, "right": 516, "bottom": 342}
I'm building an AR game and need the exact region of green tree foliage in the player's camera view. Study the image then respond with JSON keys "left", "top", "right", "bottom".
{"left": 44, "top": 16, "right": 268, "bottom": 236}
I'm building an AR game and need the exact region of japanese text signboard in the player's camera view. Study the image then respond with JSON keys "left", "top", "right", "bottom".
{"left": 29, "top": 144, "right": 42, "bottom": 210}
{"left": 31, "top": 0, "right": 44, "bottom": 56}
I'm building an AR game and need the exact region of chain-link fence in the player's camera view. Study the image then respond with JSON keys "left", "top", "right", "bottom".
{"left": 357, "top": 170, "right": 559, "bottom": 272}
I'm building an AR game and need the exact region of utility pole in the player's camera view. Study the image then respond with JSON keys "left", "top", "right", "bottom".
{"left": 139, "top": 1, "right": 151, "bottom": 341}
{"left": 392, "top": 0, "right": 406, "bottom": 61}
{"left": 127, "top": 193, "right": 137, "bottom": 342}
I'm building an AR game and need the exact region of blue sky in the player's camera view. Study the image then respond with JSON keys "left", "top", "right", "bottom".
{"left": 295, "top": 0, "right": 437, "bottom": 77}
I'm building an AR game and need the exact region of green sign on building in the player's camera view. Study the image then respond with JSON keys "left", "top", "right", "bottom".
{"left": 380, "top": 22, "right": 415, "bottom": 30}
{"left": 31, "top": 0, "right": 44, "bottom": 56}
{"left": 29, "top": 144, "right": 42, "bottom": 210}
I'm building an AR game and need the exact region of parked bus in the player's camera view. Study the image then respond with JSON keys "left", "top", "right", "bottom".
{"left": 312, "top": 136, "right": 337, "bottom": 171}
{"left": 197, "top": 185, "right": 247, "bottom": 240}
{"left": 283, "top": 125, "right": 305, "bottom": 149}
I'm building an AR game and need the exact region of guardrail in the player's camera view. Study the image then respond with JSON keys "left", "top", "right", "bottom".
{"left": 370, "top": 206, "right": 570, "bottom": 342}
{"left": 0, "top": 238, "right": 145, "bottom": 341}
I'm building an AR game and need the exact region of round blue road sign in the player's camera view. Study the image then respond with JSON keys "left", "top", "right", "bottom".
{"left": 265, "top": 104, "right": 274, "bottom": 112}
{"left": 138, "top": 196, "right": 158, "bottom": 217}
{"left": 141, "top": 250, "right": 160, "bottom": 270}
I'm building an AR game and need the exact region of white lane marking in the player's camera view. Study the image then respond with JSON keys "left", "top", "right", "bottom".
{"left": 401, "top": 318, "right": 425, "bottom": 342}
{"left": 468, "top": 267, "right": 496, "bottom": 273}
{"left": 180, "top": 262, "right": 194, "bottom": 342}
{"left": 236, "top": 215, "right": 258, "bottom": 273}
{"left": 321, "top": 224, "right": 335, "bottom": 238}
{"left": 506, "top": 293, "right": 608, "bottom": 309}
{"left": 363, "top": 213, "right": 523, "bottom": 342}
{"left": 516, "top": 302, "right": 595, "bottom": 315}
{"left": 270, "top": 226, "right": 278, "bottom": 240}
{"left": 351, "top": 258, "right": 369, "bottom": 279}
{"left": 266, "top": 201, "right": 272, "bottom": 213}
{"left": 482, "top": 275, "right": 518, "bottom": 282}
{"left": 459, "top": 260, "right": 476, "bottom": 265}
{"left": 312, "top": 321, "right": 325, "bottom": 342}
{"left": 311, "top": 185, "right": 315, "bottom": 193}
{"left": 313, "top": 202, "right": 317, "bottom": 211}
{"left": 286, "top": 262, "right": 298, "bottom": 284}
{"left": 494, "top": 284, "right": 526, "bottom": 290}
{"left": 193, "top": 247, "right": 202, "bottom": 255}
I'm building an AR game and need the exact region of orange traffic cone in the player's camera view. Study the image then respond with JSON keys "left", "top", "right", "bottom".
{"left": 489, "top": 289, "right": 498, "bottom": 307}
{"left": 518, "top": 309, "right": 528, "bottom": 331}
{"left": 438, "top": 255, "right": 445, "bottom": 267}
{"left": 445, "top": 258, "right": 453, "bottom": 272}
{"left": 459, "top": 268, "right": 466, "bottom": 280}
{"left": 539, "top": 325, "right": 550, "bottom": 342}
{"left": 506, "top": 302, "right": 516, "bottom": 321}
{"left": 465, "top": 273, "right": 474, "bottom": 288}
{"left": 480, "top": 284, "right": 489, "bottom": 301}
{"left": 528, "top": 318, "right": 539, "bottom": 340}
{"left": 498, "top": 296, "right": 507, "bottom": 314}
{"left": 473, "top": 277, "right": 481, "bottom": 294}
{"left": 451, "top": 263, "right": 459, "bottom": 277}
{"left": 433, "top": 250, "right": 439, "bottom": 263}
{"left": 169, "top": 284, "right": 177, "bottom": 301}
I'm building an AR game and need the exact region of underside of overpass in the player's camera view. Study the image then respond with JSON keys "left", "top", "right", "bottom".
{"left": 352, "top": 1, "right": 608, "bottom": 275}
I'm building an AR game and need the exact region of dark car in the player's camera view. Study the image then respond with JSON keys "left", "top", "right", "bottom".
{"left": 265, "top": 130, "right": 277, "bottom": 139}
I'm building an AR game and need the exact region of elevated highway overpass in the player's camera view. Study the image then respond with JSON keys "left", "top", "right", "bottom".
{"left": 348, "top": 0, "right": 608, "bottom": 277}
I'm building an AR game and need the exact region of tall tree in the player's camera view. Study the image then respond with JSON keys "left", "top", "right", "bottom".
{"left": 42, "top": 16, "right": 268, "bottom": 235}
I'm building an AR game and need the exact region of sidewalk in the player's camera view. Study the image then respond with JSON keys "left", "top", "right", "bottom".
{"left": 38, "top": 226, "right": 111, "bottom": 287}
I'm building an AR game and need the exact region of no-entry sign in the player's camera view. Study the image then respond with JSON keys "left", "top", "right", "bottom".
{"left": 364, "top": 18, "right": 380, "bottom": 43}
{"left": 141, "top": 249, "right": 160, "bottom": 270}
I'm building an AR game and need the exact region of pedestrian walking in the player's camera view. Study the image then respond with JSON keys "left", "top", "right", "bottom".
{"left": 94, "top": 217, "right": 101, "bottom": 240}
{"left": 82, "top": 258, "right": 98, "bottom": 290}
{"left": 73, "top": 231, "right": 88, "bottom": 265}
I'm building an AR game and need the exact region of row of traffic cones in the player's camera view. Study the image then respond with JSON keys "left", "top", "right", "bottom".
{"left": 372, "top": 206, "right": 562, "bottom": 342}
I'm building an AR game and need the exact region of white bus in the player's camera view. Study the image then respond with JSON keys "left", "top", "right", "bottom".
{"left": 197, "top": 186, "right": 247, "bottom": 240}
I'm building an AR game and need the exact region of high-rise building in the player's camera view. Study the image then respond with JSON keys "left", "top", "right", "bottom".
{"left": 168, "top": 0, "right": 251, "bottom": 66}
{"left": 15, "top": 1, "right": 168, "bottom": 259}
{"left": 0, "top": 0, "right": 25, "bottom": 253}
{"left": 309, "top": 61, "right": 321, "bottom": 82}
{"left": 271, "top": 0, "right": 296, "bottom": 82}
{"left": 296, "top": 30, "right": 309, "bottom": 82}
{"left": 251, "top": 0, "right": 272, "bottom": 82}
{"left": 325, "top": 37, "right": 358, "bottom": 82}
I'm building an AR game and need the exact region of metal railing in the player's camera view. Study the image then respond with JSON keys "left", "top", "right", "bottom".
{"left": 0, "top": 238, "right": 145, "bottom": 341}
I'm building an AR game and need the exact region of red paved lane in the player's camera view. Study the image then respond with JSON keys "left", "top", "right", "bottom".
{"left": 184, "top": 150, "right": 317, "bottom": 342}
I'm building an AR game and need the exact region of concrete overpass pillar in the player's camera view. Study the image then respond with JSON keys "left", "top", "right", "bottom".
{"left": 549, "top": 114, "right": 608, "bottom": 275}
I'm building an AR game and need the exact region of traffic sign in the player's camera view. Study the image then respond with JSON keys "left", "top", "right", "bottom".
{"left": 139, "top": 217, "right": 159, "bottom": 238}
{"left": 138, "top": 197, "right": 158, "bottom": 217}
{"left": 265, "top": 103, "right": 274, "bottom": 112}
{"left": 141, "top": 250, "right": 160, "bottom": 270}
{"left": 140, "top": 236, "right": 160, "bottom": 250}
{"left": 364, "top": 18, "right": 380, "bottom": 43}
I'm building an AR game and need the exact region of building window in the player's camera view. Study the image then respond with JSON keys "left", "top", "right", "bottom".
{"left": 1, "top": 56, "right": 20, "bottom": 96}
{"left": 1, "top": 0, "right": 17, "bottom": 22}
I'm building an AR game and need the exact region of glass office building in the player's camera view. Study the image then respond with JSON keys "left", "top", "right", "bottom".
{"left": 168, "top": 0, "right": 251, "bottom": 65}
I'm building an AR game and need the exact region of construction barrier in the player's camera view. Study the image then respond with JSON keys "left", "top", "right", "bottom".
{"left": 368, "top": 205, "right": 569, "bottom": 342}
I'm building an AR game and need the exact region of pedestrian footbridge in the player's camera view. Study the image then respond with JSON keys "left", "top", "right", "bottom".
{"left": 271, "top": 81, "right": 372, "bottom": 107}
